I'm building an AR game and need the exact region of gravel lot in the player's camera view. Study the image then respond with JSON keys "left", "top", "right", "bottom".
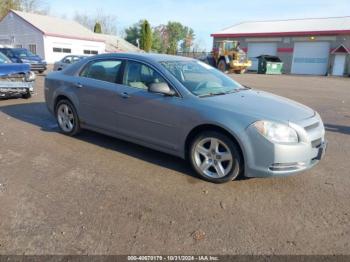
{"left": 0, "top": 72, "right": 349, "bottom": 255}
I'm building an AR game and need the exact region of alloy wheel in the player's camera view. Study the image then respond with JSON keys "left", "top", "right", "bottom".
{"left": 57, "top": 103, "right": 75, "bottom": 133}
{"left": 193, "top": 137, "right": 233, "bottom": 178}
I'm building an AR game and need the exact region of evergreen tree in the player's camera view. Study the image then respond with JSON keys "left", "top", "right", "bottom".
{"left": 94, "top": 22, "right": 102, "bottom": 33}
{"left": 140, "top": 20, "right": 152, "bottom": 52}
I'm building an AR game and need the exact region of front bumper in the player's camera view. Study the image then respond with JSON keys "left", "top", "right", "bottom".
{"left": 0, "top": 81, "right": 34, "bottom": 97}
{"left": 244, "top": 114, "right": 326, "bottom": 178}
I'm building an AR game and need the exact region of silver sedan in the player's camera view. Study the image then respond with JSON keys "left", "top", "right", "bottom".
{"left": 53, "top": 55, "right": 87, "bottom": 71}
{"left": 44, "top": 53, "right": 326, "bottom": 183}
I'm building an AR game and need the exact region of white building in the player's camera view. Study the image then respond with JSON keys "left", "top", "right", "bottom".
{"left": 0, "top": 10, "right": 139, "bottom": 63}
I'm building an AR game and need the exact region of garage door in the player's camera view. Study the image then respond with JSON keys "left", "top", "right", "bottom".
{"left": 291, "top": 42, "right": 330, "bottom": 75}
{"left": 247, "top": 43, "right": 277, "bottom": 71}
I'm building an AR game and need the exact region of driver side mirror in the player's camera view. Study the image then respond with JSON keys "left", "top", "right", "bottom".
{"left": 149, "top": 82, "right": 176, "bottom": 96}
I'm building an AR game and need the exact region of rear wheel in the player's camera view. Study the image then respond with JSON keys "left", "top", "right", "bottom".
{"left": 189, "top": 131, "right": 243, "bottom": 183}
{"left": 55, "top": 99, "right": 81, "bottom": 136}
{"left": 217, "top": 59, "right": 228, "bottom": 72}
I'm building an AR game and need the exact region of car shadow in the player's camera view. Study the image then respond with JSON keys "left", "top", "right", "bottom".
{"left": 0, "top": 102, "right": 200, "bottom": 181}
{"left": 325, "top": 123, "right": 350, "bottom": 135}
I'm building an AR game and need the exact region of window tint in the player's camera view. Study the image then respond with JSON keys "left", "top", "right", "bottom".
{"left": 80, "top": 60, "right": 123, "bottom": 83}
{"left": 123, "top": 61, "right": 166, "bottom": 90}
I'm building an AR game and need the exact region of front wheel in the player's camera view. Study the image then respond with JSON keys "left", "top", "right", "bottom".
{"left": 55, "top": 99, "right": 81, "bottom": 136}
{"left": 189, "top": 131, "right": 243, "bottom": 183}
{"left": 22, "top": 91, "right": 31, "bottom": 99}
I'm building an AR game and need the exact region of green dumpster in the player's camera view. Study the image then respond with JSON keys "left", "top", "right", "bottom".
{"left": 257, "top": 55, "right": 283, "bottom": 74}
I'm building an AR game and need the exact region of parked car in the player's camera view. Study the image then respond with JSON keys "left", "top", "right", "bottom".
{"left": 53, "top": 55, "right": 87, "bottom": 71}
{"left": 44, "top": 53, "right": 326, "bottom": 183}
{"left": 0, "top": 52, "right": 35, "bottom": 99}
{"left": 0, "top": 48, "right": 47, "bottom": 73}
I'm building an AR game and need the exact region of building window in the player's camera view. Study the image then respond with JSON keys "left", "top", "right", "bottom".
{"left": 15, "top": 44, "right": 22, "bottom": 48}
{"left": 83, "top": 50, "right": 98, "bottom": 55}
{"left": 63, "top": 48, "right": 71, "bottom": 53}
{"left": 53, "top": 47, "right": 71, "bottom": 53}
{"left": 29, "top": 44, "right": 37, "bottom": 54}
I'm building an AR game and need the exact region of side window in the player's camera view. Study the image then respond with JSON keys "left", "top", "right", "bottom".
{"left": 123, "top": 61, "right": 166, "bottom": 90}
{"left": 63, "top": 56, "right": 72, "bottom": 64}
{"left": 80, "top": 60, "right": 123, "bottom": 84}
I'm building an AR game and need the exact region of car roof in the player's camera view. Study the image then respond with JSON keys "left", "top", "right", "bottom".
{"left": 90, "top": 52, "right": 195, "bottom": 63}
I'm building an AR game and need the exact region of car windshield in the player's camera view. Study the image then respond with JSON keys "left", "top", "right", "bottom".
{"left": 161, "top": 60, "right": 244, "bottom": 97}
{"left": 14, "top": 49, "right": 35, "bottom": 58}
{"left": 0, "top": 52, "right": 11, "bottom": 64}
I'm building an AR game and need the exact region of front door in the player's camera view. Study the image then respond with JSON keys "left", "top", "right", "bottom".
{"left": 332, "top": 54, "right": 346, "bottom": 76}
{"left": 115, "top": 60, "right": 185, "bottom": 152}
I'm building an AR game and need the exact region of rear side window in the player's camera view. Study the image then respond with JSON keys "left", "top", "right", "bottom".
{"left": 80, "top": 60, "right": 123, "bottom": 84}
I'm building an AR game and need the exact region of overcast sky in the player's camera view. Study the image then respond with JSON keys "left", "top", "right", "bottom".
{"left": 48, "top": 0, "right": 350, "bottom": 50}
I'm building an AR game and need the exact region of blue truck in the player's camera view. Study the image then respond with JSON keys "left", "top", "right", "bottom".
{"left": 0, "top": 52, "right": 35, "bottom": 99}
{"left": 0, "top": 48, "right": 47, "bottom": 73}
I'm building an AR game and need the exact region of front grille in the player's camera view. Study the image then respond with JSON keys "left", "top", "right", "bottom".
{"left": 304, "top": 121, "right": 320, "bottom": 131}
{"left": 311, "top": 138, "right": 322, "bottom": 148}
{"left": 299, "top": 115, "right": 324, "bottom": 148}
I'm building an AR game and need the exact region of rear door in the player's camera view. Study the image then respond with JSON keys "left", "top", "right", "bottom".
{"left": 73, "top": 59, "right": 124, "bottom": 132}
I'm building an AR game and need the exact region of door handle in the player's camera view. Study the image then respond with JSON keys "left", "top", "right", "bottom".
{"left": 75, "top": 82, "right": 83, "bottom": 88}
{"left": 120, "top": 92, "right": 130, "bottom": 99}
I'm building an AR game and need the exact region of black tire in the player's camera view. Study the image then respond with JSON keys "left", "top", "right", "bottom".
{"left": 55, "top": 99, "right": 81, "bottom": 136}
{"left": 189, "top": 131, "right": 243, "bottom": 183}
{"left": 22, "top": 91, "right": 31, "bottom": 99}
{"left": 38, "top": 70, "right": 45, "bottom": 74}
{"left": 217, "top": 59, "right": 228, "bottom": 72}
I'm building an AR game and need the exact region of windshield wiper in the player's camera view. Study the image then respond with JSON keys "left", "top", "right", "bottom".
{"left": 198, "top": 86, "right": 251, "bottom": 98}
{"left": 198, "top": 91, "right": 234, "bottom": 98}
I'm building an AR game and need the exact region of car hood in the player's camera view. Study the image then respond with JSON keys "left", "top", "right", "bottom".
{"left": 19, "top": 55, "right": 43, "bottom": 62}
{"left": 0, "top": 63, "right": 31, "bottom": 77}
{"left": 202, "top": 89, "right": 315, "bottom": 123}
{"left": 27, "top": 55, "right": 43, "bottom": 62}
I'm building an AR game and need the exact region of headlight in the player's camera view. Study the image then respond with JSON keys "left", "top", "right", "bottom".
{"left": 253, "top": 120, "right": 298, "bottom": 143}
{"left": 25, "top": 71, "right": 36, "bottom": 82}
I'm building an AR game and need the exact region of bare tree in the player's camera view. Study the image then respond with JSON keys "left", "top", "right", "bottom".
{"left": 74, "top": 9, "right": 117, "bottom": 35}
{"left": 20, "top": 0, "right": 49, "bottom": 14}
{"left": 1, "top": 0, "right": 48, "bottom": 18}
